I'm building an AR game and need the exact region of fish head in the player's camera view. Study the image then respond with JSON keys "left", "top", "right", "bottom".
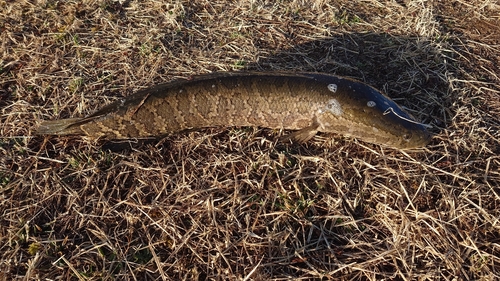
{"left": 350, "top": 84, "right": 432, "bottom": 149}
{"left": 305, "top": 74, "right": 432, "bottom": 149}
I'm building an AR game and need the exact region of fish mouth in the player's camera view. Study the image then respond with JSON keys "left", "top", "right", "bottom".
{"left": 401, "top": 130, "right": 432, "bottom": 149}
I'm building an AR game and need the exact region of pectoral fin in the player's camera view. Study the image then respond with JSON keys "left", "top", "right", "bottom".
{"left": 280, "top": 122, "right": 320, "bottom": 144}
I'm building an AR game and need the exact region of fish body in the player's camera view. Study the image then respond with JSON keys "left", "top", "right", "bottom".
{"left": 36, "top": 72, "right": 431, "bottom": 149}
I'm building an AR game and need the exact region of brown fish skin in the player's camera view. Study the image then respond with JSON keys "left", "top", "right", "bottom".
{"left": 36, "top": 72, "right": 431, "bottom": 149}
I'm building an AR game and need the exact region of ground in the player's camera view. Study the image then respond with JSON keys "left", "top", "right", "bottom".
{"left": 1, "top": 0, "right": 499, "bottom": 280}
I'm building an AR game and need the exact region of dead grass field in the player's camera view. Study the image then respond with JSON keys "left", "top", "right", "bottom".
{"left": 1, "top": 0, "right": 499, "bottom": 280}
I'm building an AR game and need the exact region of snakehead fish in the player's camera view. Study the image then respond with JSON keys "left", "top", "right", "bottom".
{"left": 36, "top": 72, "right": 431, "bottom": 149}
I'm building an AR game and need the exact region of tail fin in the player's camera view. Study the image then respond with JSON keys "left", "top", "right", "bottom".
{"left": 36, "top": 118, "right": 85, "bottom": 136}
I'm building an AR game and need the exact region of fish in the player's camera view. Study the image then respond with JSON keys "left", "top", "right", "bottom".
{"left": 36, "top": 72, "right": 431, "bottom": 149}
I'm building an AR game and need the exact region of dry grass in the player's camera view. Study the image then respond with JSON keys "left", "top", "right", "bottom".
{"left": 1, "top": 0, "right": 499, "bottom": 280}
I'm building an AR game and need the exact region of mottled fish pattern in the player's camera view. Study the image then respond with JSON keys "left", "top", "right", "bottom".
{"left": 36, "top": 72, "right": 431, "bottom": 149}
